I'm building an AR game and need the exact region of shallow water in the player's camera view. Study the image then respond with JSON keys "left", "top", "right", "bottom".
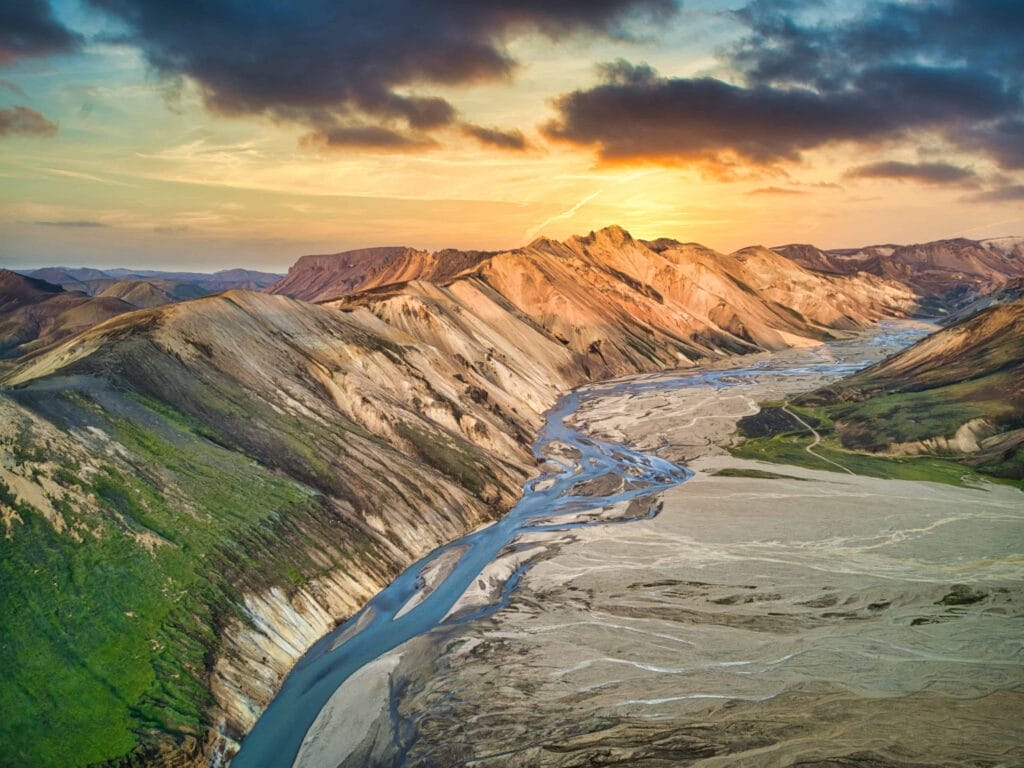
{"left": 233, "top": 324, "right": 930, "bottom": 767}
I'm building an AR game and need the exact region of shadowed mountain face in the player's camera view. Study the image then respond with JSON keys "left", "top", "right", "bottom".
{"left": 0, "top": 226, "right": 1014, "bottom": 765}
{"left": 774, "top": 237, "right": 1024, "bottom": 307}
{"left": 0, "top": 270, "right": 134, "bottom": 360}
{"left": 945, "top": 276, "right": 1024, "bottom": 324}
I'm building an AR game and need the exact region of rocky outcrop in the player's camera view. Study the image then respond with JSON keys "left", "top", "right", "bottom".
{"left": 885, "top": 417, "right": 996, "bottom": 456}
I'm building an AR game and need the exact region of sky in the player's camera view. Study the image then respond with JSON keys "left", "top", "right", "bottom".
{"left": 1, "top": 0, "right": 1023, "bottom": 272}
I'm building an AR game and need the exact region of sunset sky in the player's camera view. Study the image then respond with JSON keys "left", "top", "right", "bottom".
{"left": 2, "top": 0, "right": 1023, "bottom": 271}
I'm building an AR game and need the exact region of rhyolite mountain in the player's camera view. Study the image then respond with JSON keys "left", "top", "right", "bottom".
{"left": 28, "top": 266, "right": 282, "bottom": 295}
{"left": 0, "top": 270, "right": 134, "bottom": 360}
{"left": 284, "top": 226, "right": 917, "bottom": 369}
{"left": 270, "top": 246, "right": 489, "bottom": 302}
{"left": 2, "top": 267, "right": 286, "bottom": 361}
{"left": 773, "top": 237, "right": 1024, "bottom": 307}
{"left": 0, "top": 226, "right": 1013, "bottom": 766}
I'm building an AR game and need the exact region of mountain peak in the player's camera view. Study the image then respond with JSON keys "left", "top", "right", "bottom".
{"left": 588, "top": 224, "right": 635, "bottom": 245}
{"left": 0, "top": 269, "right": 65, "bottom": 301}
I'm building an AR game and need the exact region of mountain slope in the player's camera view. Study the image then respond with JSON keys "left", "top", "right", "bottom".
{"left": 0, "top": 270, "right": 134, "bottom": 359}
{"left": 323, "top": 227, "right": 915, "bottom": 379}
{"left": 97, "top": 279, "right": 177, "bottom": 308}
{"left": 0, "top": 288, "right": 585, "bottom": 765}
{"left": 737, "top": 302, "right": 1024, "bottom": 485}
{"left": 944, "top": 277, "right": 1024, "bottom": 325}
{"left": 774, "top": 238, "right": 1024, "bottom": 305}
{"left": 270, "top": 246, "right": 490, "bottom": 302}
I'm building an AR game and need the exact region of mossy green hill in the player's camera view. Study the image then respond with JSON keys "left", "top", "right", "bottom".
{"left": 735, "top": 301, "right": 1024, "bottom": 486}
{"left": 0, "top": 291, "right": 546, "bottom": 765}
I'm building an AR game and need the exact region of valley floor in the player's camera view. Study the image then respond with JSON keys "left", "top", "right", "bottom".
{"left": 292, "top": 326, "right": 1024, "bottom": 767}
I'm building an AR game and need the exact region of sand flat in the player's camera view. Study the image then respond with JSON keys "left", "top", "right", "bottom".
{"left": 381, "top": 332, "right": 1024, "bottom": 765}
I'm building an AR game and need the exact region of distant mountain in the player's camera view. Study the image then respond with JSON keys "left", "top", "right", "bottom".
{"left": 773, "top": 237, "right": 1024, "bottom": 306}
{"left": 96, "top": 279, "right": 178, "bottom": 308}
{"left": 0, "top": 270, "right": 134, "bottom": 359}
{"left": 23, "top": 266, "right": 283, "bottom": 296}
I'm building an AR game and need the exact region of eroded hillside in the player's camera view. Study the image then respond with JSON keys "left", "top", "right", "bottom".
{"left": 1, "top": 291, "right": 551, "bottom": 765}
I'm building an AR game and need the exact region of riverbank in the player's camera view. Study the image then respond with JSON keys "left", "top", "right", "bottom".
{"left": 289, "top": 322, "right": 1023, "bottom": 766}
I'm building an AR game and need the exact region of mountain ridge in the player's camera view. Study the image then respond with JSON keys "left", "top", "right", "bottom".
{"left": 773, "top": 237, "right": 1024, "bottom": 304}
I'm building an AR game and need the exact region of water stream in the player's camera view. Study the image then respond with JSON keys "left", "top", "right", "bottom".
{"left": 233, "top": 324, "right": 929, "bottom": 767}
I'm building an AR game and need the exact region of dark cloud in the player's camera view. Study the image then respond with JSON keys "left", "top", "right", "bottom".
{"left": 968, "top": 184, "right": 1024, "bottom": 203}
{"left": 747, "top": 186, "right": 805, "bottom": 195}
{"left": 846, "top": 161, "right": 979, "bottom": 185}
{"left": 0, "top": 0, "right": 81, "bottom": 65}
{"left": 86, "top": 0, "right": 675, "bottom": 149}
{"left": 732, "top": 0, "right": 1024, "bottom": 91}
{"left": 34, "top": 219, "right": 107, "bottom": 227}
{"left": 546, "top": 1, "right": 1024, "bottom": 172}
{"left": 0, "top": 106, "right": 57, "bottom": 137}
{"left": 545, "top": 60, "right": 1018, "bottom": 165}
{"left": 462, "top": 124, "right": 529, "bottom": 151}
{"left": 955, "top": 119, "right": 1024, "bottom": 170}
{"left": 300, "top": 124, "right": 438, "bottom": 151}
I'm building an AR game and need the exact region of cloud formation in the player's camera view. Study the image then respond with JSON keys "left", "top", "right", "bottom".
{"left": 846, "top": 161, "right": 978, "bottom": 185}
{"left": 747, "top": 186, "right": 805, "bottom": 195}
{"left": 34, "top": 219, "right": 107, "bottom": 227}
{"left": 0, "top": 0, "right": 80, "bottom": 65}
{"left": 462, "top": 124, "right": 529, "bottom": 151}
{"left": 969, "top": 184, "right": 1024, "bottom": 203}
{"left": 0, "top": 106, "right": 57, "bottom": 137}
{"left": 85, "top": 0, "right": 675, "bottom": 150}
{"left": 545, "top": 1, "right": 1024, "bottom": 175}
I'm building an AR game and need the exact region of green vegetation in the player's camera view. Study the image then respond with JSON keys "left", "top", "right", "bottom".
{"left": 824, "top": 370, "right": 1020, "bottom": 451}
{"left": 709, "top": 468, "right": 808, "bottom": 481}
{"left": 775, "top": 302, "right": 1024, "bottom": 486}
{"left": 732, "top": 403, "right": 1015, "bottom": 488}
{"left": 0, "top": 390, "right": 333, "bottom": 766}
{"left": 397, "top": 421, "right": 500, "bottom": 499}
{"left": 0, "top": 337, "right": 510, "bottom": 764}
{"left": 734, "top": 302, "right": 1024, "bottom": 488}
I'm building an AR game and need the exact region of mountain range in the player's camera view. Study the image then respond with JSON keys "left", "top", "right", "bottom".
{"left": 774, "top": 236, "right": 1024, "bottom": 307}
{"left": 1, "top": 227, "right": 1022, "bottom": 765}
